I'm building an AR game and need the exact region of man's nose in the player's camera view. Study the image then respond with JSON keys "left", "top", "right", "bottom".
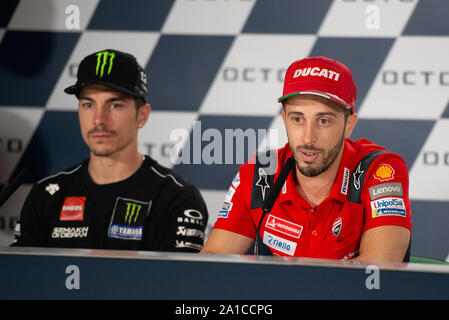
{"left": 303, "top": 122, "right": 317, "bottom": 145}
{"left": 93, "top": 106, "right": 108, "bottom": 126}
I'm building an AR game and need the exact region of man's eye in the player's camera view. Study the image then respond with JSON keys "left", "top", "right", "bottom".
{"left": 320, "top": 118, "right": 331, "bottom": 125}
{"left": 82, "top": 103, "right": 92, "bottom": 108}
{"left": 110, "top": 103, "right": 122, "bottom": 109}
{"left": 292, "top": 117, "right": 302, "bottom": 123}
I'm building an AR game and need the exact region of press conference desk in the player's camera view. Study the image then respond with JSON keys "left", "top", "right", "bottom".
{"left": 1, "top": 247, "right": 448, "bottom": 300}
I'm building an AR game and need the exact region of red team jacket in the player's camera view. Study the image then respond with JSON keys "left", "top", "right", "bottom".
{"left": 213, "top": 138, "right": 412, "bottom": 260}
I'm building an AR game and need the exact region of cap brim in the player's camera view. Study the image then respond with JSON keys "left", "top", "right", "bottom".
{"left": 64, "top": 81, "right": 146, "bottom": 102}
{"left": 278, "top": 91, "right": 352, "bottom": 112}
{"left": 64, "top": 83, "right": 82, "bottom": 95}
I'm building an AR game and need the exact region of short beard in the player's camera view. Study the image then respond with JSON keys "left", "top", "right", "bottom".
{"left": 86, "top": 126, "right": 117, "bottom": 157}
{"left": 91, "top": 148, "right": 114, "bottom": 157}
{"left": 292, "top": 131, "right": 346, "bottom": 178}
{"left": 89, "top": 140, "right": 131, "bottom": 158}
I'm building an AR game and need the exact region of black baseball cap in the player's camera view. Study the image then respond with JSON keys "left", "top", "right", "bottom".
{"left": 64, "top": 49, "right": 148, "bottom": 102}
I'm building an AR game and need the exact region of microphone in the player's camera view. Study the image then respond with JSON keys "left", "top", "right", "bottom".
{"left": 0, "top": 168, "right": 29, "bottom": 208}
{"left": 254, "top": 157, "right": 295, "bottom": 255}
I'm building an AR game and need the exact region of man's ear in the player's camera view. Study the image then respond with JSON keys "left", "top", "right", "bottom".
{"left": 344, "top": 112, "right": 358, "bottom": 139}
{"left": 137, "top": 103, "right": 151, "bottom": 128}
{"left": 281, "top": 107, "right": 286, "bottom": 126}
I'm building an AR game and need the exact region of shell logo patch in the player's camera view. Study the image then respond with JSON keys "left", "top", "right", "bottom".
{"left": 373, "top": 164, "right": 395, "bottom": 181}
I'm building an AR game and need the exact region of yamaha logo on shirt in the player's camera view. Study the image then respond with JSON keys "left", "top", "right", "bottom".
{"left": 108, "top": 198, "right": 151, "bottom": 240}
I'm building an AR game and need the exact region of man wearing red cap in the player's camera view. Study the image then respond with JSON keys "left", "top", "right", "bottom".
{"left": 202, "top": 56, "right": 411, "bottom": 262}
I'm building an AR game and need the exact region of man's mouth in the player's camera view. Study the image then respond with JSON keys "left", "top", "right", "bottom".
{"left": 299, "top": 149, "right": 321, "bottom": 163}
{"left": 88, "top": 128, "right": 116, "bottom": 139}
{"left": 92, "top": 133, "right": 111, "bottom": 138}
{"left": 302, "top": 151, "right": 316, "bottom": 156}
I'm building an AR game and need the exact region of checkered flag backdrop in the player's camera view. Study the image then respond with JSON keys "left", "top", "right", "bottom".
{"left": 1, "top": 0, "right": 449, "bottom": 261}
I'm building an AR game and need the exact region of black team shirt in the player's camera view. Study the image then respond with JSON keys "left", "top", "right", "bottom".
{"left": 12, "top": 156, "right": 208, "bottom": 252}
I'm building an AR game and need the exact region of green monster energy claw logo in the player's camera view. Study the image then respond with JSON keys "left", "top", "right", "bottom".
{"left": 124, "top": 202, "right": 142, "bottom": 225}
{"left": 95, "top": 51, "right": 115, "bottom": 78}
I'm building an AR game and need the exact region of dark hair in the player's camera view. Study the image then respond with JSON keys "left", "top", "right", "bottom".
{"left": 284, "top": 94, "right": 353, "bottom": 120}
{"left": 343, "top": 108, "right": 352, "bottom": 120}
{"left": 324, "top": 98, "right": 352, "bottom": 120}
{"left": 134, "top": 97, "right": 146, "bottom": 110}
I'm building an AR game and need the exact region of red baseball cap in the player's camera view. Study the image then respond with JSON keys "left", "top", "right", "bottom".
{"left": 278, "top": 56, "right": 357, "bottom": 113}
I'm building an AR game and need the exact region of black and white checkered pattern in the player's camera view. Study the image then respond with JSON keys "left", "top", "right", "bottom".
{"left": 1, "top": 0, "right": 449, "bottom": 260}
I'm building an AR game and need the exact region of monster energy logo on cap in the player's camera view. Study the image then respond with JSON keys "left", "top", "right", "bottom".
{"left": 95, "top": 50, "right": 115, "bottom": 78}
{"left": 64, "top": 49, "right": 149, "bottom": 102}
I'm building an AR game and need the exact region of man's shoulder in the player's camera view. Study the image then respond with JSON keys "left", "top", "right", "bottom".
{"left": 25, "top": 161, "right": 86, "bottom": 199}
{"left": 241, "top": 143, "right": 289, "bottom": 170}
{"left": 349, "top": 138, "right": 406, "bottom": 166}
{"left": 348, "top": 139, "right": 409, "bottom": 193}
{"left": 36, "top": 161, "right": 86, "bottom": 187}
{"left": 142, "top": 156, "right": 197, "bottom": 192}
{"left": 232, "top": 144, "right": 290, "bottom": 192}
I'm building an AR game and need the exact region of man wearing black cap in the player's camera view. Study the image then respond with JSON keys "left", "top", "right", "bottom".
{"left": 12, "top": 49, "right": 208, "bottom": 252}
